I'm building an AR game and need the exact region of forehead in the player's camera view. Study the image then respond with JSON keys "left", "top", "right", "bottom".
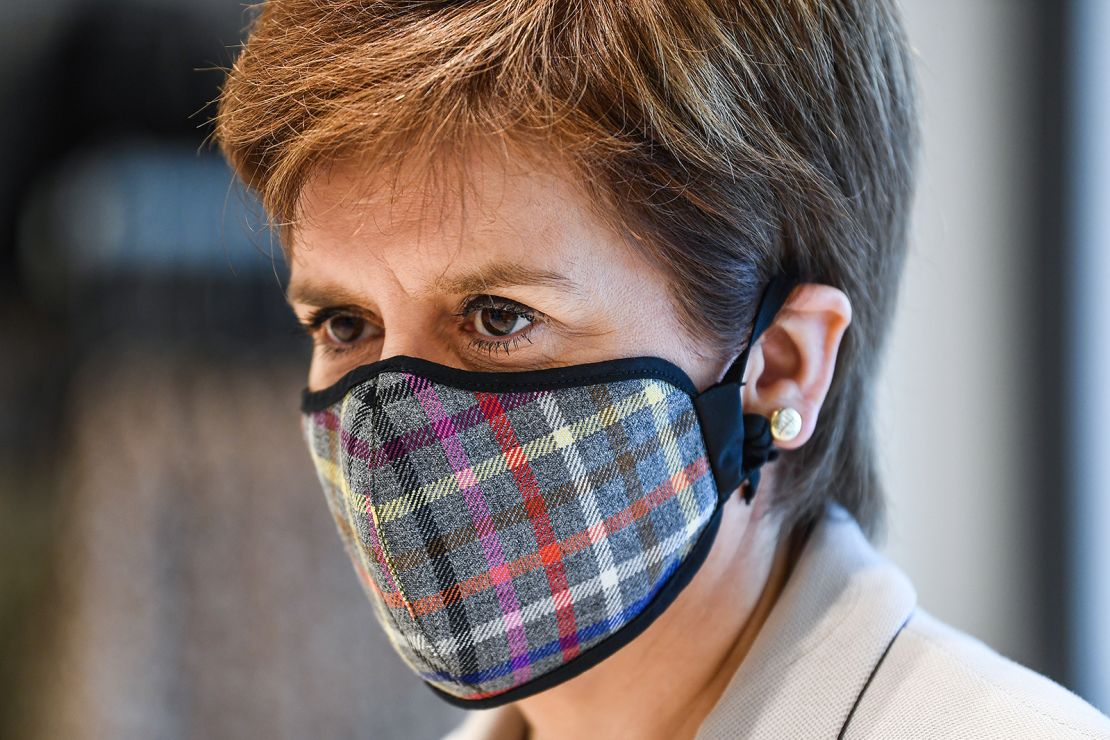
{"left": 288, "top": 140, "right": 628, "bottom": 288}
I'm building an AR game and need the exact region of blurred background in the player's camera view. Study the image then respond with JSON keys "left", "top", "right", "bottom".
{"left": 0, "top": 1, "right": 1107, "bottom": 738}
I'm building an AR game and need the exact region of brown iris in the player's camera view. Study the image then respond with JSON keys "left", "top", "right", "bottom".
{"left": 324, "top": 314, "right": 367, "bottom": 344}
{"left": 474, "top": 307, "right": 530, "bottom": 337}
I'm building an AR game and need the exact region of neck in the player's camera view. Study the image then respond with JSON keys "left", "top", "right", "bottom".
{"left": 517, "top": 480, "right": 798, "bottom": 740}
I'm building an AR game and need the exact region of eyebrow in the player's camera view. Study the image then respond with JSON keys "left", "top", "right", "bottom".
{"left": 286, "top": 262, "right": 580, "bottom": 308}
{"left": 285, "top": 281, "right": 372, "bottom": 309}
{"left": 428, "top": 262, "right": 579, "bottom": 297}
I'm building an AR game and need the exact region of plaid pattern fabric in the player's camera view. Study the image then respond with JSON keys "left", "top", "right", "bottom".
{"left": 302, "top": 366, "right": 719, "bottom": 702}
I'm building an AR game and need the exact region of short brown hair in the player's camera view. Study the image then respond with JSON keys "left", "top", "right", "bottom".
{"left": 214, "top": 0, "right": 919, "bottom": 539}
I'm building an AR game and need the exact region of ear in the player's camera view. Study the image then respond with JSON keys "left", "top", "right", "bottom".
{"left": 741, "top": 283, "right": 852, "bottom": 450}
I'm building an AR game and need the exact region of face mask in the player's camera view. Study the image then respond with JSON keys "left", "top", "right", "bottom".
{"left": 300, "top": 274, "right": 798, "bottom": 708}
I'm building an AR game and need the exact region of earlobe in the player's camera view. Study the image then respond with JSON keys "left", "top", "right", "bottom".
{"left": 742, "top": 283, "right": 852, "bottom": 448}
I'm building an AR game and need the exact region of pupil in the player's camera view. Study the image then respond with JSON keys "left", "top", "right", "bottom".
{"left": 483, "top": 308, "right": 518, "bottom": 336}
{"left": 329, "top": 316, "right": 364, "bottom": 343}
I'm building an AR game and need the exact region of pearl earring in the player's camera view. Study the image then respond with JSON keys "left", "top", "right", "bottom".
{"left": 770, "top": 407, "right": 802, "bottom": 442}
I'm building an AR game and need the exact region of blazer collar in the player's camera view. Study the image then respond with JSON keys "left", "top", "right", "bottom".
{"left": 695, "top": 503, "right": 917, "bottom": 739}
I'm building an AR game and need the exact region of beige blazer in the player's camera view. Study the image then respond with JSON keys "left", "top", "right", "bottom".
{"left": 443, "top": 504, "right": 1110, "bottom": 739}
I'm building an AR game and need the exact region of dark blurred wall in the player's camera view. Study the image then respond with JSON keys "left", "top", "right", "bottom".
{"left": 0, "top": 2, "right": 467, "bottom": 738}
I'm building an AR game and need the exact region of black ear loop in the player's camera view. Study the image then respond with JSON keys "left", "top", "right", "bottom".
{"left": 692, "top": 274, "right": 800, "bottom": 505}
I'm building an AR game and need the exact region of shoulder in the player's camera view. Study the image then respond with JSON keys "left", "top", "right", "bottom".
{"left": 848, "top": 608, "right": 1110, "bottom": 739}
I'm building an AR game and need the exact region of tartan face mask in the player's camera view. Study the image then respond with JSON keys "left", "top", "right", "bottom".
{"left": 299, "top": 275, "right": 798, "bottom": 708}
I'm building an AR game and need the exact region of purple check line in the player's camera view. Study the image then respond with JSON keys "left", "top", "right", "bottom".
{"left": 339, "top": 390, "right": 540, "bottom": 469}
{"left": 311, "top": 409, "right": 339, "bottom": 431}
{"left": 404, "top": 374, "right": 535, "bottom": 687}
{"left": 307, "top": 412, "right": 406, "bottom": 600}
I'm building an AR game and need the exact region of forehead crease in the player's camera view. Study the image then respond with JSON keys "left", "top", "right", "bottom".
{"left": 427, "top": 262, "right": 581, "bottom": 296}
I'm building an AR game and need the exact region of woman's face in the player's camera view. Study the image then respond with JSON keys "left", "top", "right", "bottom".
{"left": 287, "top": 142, "right": 726, "bottom": 394}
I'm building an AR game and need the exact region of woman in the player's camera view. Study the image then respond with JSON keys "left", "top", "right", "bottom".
{"left": 214, "top": 1, "right": 1110, "bottom": 737}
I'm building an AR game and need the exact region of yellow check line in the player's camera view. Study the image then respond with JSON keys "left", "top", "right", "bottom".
{"left": 310, "top": 380, "right": 686, "bottom": 525}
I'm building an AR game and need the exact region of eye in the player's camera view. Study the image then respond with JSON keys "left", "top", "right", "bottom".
{"left": 473, "top": 306, "right": 532, "bottom": 337}
{"left": 298, "top": 307, "right": 379, "bottom": 353}
{"left": 455, "top": 295, "right": 543, "bottom": 357}
{"left": 323, "top": 314, "right": 370, "bottom": 345}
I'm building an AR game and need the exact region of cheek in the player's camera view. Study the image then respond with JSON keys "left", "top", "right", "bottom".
{"left": 589, "top": 272, "right": 720, "bottom": 389}
{"left": 305, "top": 344, "right": 379, "bottom": 392}
{"left": 306, "top": 354, "right": 338, "bottom": 393}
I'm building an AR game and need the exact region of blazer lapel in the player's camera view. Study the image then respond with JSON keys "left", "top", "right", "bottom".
{"left": 696, "top": 504, "right": 917, "bottom": 739}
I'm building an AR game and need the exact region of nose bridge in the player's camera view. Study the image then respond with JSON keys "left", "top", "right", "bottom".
{"left": 376, "top": 298, "right": 457, "bottom": 366}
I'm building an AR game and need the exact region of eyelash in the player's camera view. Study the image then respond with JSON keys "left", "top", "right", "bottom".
{"left": 297, "top": 306, "right": 369, "bottom": 357}
{"left": 452, "top": 296, "right": 540, "bottom": 357}
{"left": 298, "top": 296, "right": 543, "bottom": 357}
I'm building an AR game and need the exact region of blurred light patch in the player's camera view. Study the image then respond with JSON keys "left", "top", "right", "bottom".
{"left": 1070, "top": 0, "right": 1110, "bottom": 714}
{"left": 17, "top": 140, "right": 276, "bottom": 296}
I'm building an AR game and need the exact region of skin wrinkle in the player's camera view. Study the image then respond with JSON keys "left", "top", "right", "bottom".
{"left": 288, "top": 140, "right": 852, "bottom": 739}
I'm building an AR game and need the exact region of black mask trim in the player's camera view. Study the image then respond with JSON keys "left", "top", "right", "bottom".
{"left": 299, "top": 274, "right": 799, "bottom": 710}
{"left": 692, "top": 274, "right": 799, "bottom": 504}
{"left": 301, "top": 273, "right": 799, "bottom": 502}
{"left": 301, "top": 354, "right": 699, "bottom": 412}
